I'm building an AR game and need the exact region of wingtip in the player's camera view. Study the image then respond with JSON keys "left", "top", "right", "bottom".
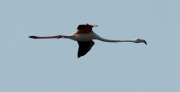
{"left": 78, "top": 56, "right": 81, "bottom": 58}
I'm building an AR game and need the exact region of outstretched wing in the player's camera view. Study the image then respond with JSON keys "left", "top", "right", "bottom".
{"left": 77, "top": 40, "right": 95, "bottom": 58}
{"left": 76, "top": 24, "right": 98, "bottom": 34}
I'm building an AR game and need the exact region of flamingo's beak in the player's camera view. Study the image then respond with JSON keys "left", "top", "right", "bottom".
{"left": 144, "top": 40, "right": 147, "bottom": 45}
{"left": 139, "top": 39, "right": 147, "bottom": 45}
{"left": 141, "top": 40, "right": 147, "bottom": 45}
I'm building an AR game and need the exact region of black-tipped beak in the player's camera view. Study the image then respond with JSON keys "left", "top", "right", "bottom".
{"left": 144, "top": 41, "right": 147, "bottom": 45}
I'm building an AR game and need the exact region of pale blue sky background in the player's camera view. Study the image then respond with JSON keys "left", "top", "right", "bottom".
{"left": 1, "top": 0, "right": 180, "bottom": 92}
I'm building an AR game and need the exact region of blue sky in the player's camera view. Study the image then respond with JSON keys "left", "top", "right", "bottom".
{"left": 1, "top": 0, "right": 180, "bottom": 92}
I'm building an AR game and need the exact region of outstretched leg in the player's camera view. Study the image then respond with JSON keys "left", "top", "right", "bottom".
{"left": 29, "top": 36, "right": 59, "bottom": 39}
{"left": 29, "top": 35, "right": 75, "bottom": 39}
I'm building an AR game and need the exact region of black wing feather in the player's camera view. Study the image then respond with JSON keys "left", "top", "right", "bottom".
{"left": 77, "top": 41, "right": 91, "bottom": 58}
{"left": 77, "top": 24, "right": 89, "bottom": 30}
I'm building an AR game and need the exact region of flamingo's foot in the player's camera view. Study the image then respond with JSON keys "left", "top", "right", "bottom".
{"left": 29, "top": 36, "right": 37, "bottom": 39}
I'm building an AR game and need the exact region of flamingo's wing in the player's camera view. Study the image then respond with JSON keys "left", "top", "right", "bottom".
{"left": 77, "top": 24, "right": 98, "bottom": 30}
{"left": 77, "top": 40, "right": 95, "bottom": 58}
{"left": 76, "top": 24, "right": 98, "bottom": 34}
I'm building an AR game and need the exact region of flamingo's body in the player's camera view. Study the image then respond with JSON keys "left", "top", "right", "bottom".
{"left": 29, "top": 23, "right": 147, "bottom": 58}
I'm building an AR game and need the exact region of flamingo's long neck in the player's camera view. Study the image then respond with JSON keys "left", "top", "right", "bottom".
{"left": 97, "top": 37, "right": 135, "bottom": 43}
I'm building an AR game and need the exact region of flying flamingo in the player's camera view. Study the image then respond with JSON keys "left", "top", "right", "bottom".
{"left": 29, "top": 23, "right": 147, "bottom": 58}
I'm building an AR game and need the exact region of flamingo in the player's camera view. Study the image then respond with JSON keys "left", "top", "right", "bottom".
{"left": 29, "top": 23, "right": 147, "bottom": 58}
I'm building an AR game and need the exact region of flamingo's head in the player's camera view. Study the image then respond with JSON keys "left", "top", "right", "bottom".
{"left": 134, "top": 38, "right": 147, "bottom": 45}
